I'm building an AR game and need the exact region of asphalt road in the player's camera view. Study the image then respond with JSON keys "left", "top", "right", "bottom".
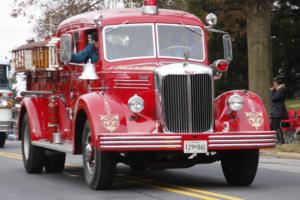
{"left": 1, "top": 140, "right": 300, "bottom": 200}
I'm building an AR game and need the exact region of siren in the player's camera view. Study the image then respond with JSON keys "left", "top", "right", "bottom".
{"left": 142, "top": 0, "right": 158, "bottom": 15}
{"left": 79, "top": 59, "right": 99, "bottom": 80}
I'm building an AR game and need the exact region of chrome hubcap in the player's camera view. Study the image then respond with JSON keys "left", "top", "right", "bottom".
{"left": 23, "top": 127, "right": 30, "bottom": 160}
{"left": 84, "top": 132, "right": 95, "bottom": 176}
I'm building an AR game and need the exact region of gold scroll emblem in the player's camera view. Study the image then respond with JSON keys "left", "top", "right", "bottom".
{"left": 245, "top": 111, "right": 264, "bottom": 130}
{"left": 100, "top": 114, "right": 119, "bottom": 132}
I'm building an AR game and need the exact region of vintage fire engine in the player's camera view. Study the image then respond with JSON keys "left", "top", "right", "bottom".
{"left": 0, "top": 58, "right": 15, "bottom": 148}
{"left": 12, "top": 0, "right": 276, "bottom": 190}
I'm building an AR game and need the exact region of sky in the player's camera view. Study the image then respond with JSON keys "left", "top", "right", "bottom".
{"left": 0, "top": 0, "right": 34, "bottom": 63}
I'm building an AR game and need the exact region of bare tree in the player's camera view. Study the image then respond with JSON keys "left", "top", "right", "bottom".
{"left": 12, "top": 0, "right": 107, "bottom": 38}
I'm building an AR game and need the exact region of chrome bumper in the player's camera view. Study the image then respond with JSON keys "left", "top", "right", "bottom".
{"left": 97, "top": 131, "right": 276, "bottom": 151}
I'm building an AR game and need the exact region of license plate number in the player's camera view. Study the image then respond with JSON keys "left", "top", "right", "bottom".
{"left": 184, "top": 141, "right": 207, "bottom": 154}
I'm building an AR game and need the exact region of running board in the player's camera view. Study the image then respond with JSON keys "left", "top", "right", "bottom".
{"left": 32, "top": 141, "right": 73, "bottom": 154}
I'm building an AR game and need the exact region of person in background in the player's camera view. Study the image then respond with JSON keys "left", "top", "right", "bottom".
{"left": 270, "top": 78, "right": 288, "bottom": 144}
{"left": 71, "top": 33, "right": 99, "bottom": 63}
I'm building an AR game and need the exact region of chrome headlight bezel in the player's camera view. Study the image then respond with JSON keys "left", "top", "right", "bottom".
{"left": 128, "top": 94, "right": 144, "bottom": 113}
{"left": 0, "top": 99, "right": 8, "bottom": 107}
{"left": 227, "top": 94, "right": 243, "bottom": 111}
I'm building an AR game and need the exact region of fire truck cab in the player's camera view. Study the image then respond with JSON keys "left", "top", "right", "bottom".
{"left": 0, "top": 58, "right": 15, "bottom": 148}
{"left": 13, "top": 0, "right": 275, "bottom": 190}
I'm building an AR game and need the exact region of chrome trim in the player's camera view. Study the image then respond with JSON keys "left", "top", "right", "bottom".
{"left": 155, "top": 23, "right": 206, "bottom": 62}
{"left": 103, "top": 23, "right": 156, "bottom": 62}
{"left": 101, "top": 145, "right": 182, "bottom": 149}
{"left": 209, "top": 143, "right": 275, "bottom": 147}
{"left": 114, "top": 79, "right": 149, "bottom": 82}
{"left": 100, "top": 140, "right": 181, "bottom": 144}
{"left": 101, "top": 136, "right": 181, "bottom": 140}
{"left": 209, "top": 134, "right": 276, "bottom": 139}
{"left": 210, "top": 139, "right": 276, "bottom": 143}
{"left": 155, "top": 63, "right": 214, "bottom": 133}
{"left": 214, "top": 131, "right": 275, "bottom": 134}
{"left": 187, "top": 74, "right": 193, "bottom": 132}
{"left": 113, "top": 86, "right": 149, "bottom": 90}
{"left": 115, "top": 83, "right": 151, "bottom": 86}
{"left": 32, "top": 141, "right": 73, "bottom": 153}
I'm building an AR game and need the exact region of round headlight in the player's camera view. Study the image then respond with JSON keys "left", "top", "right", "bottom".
{"left": 0, "top": 100, "right": 8, "bottom": 107}
{"left": 128, "top": 95, "right": 144, "bottom": 113}
{"left": 228, "top": 94, "right": 243, "bottom": 111}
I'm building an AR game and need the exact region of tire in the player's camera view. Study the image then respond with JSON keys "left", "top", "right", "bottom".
{"left": 0, "top": 132, "right": 6, "bottom": 148}
{"left": 130, "top": 165, "right": 147, "bottom": 171}
{"left": 21, "top": 114, "right": 45, "bottom": 173}
{"left": 221, "top": 149, "right": 259, "bottom": 186}
{"left": 45, "top": 152, "right": 66, "bottom": 173}
{"left": 82, "top": 121, "right": 116, "bottom": 190}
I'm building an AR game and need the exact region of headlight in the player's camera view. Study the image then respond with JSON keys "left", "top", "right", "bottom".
{"left": 0, "top": 100, "right": 8, "bottom": 107}
{"left": 128, "top": 95, "right": 144, "bottom": 113}
{"left": 228, "top": 94, "right": 243, "bottom": 111}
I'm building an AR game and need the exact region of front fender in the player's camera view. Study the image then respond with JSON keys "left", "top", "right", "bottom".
{"left": 18, "top": 97, "right": 49, "bottom": 141}
{"left": 74, "top": 92, "right": 127, "bottom": 144}
{"left": 214, "top": 90, "right": 270, "bottom": 132}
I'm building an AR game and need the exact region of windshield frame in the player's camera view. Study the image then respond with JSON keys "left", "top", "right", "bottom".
{"left": 103, "top": 23, "right": 156, "bottom": 62}
{"left": 156, "top": 23, "right": 205, "bottom": 62}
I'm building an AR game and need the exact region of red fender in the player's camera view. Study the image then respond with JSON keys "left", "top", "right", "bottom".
{"left": 19, "top": 97, "right": 50, "bottom": 141}
{"left": 214, "top": 90, "right": 270, "bottom": 132}
{"left": 74, "top": 92, "right": 127, "bottom": 146}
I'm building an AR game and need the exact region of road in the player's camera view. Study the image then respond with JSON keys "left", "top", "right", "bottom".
{"left": 1, "top": 140, "right": 300, "bottom": 200}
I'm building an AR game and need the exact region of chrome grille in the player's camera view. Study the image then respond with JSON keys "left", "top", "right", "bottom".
{"left": 161, "top": 74, "right": 212, "bottom": 133}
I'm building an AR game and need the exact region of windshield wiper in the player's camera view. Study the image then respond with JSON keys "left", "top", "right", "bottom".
{"left": 106, "top": 20, "right": 129, "bottom": 33}
{"left": 179, "top": 22, "right": 204, "bottom": 37}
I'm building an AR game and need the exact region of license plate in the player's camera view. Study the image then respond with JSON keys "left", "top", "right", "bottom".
{"left": 184, "top": 141, "right": 207, "bottom": 154}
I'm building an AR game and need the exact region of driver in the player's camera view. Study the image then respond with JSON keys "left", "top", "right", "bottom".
{"left": 71, "top": 33, "right": 99, "bottom": 63}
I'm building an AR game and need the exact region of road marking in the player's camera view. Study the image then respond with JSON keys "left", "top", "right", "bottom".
{"left": 115, "top": 177, "right": 220, "bottom": 200}
{"left": 0, "top": 151, "right": 22, "bottom": 160}
{"left": 0, "top": 151, "right": 243, "bottom": 200}
{"left": 117, "top": 174, "right": 242, "bottom": 200}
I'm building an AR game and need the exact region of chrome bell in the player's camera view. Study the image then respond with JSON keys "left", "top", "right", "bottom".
{"left": 79, "top": 59, "right": 99, "bottom": 80}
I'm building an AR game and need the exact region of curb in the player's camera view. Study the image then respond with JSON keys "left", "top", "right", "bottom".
{"left": 260, "top": 150, "right": 300, "bottom": 160}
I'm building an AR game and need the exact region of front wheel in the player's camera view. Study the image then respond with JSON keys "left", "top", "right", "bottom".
{"left": 21, "top": 114, "right": 45, "bottom": 173}
{"left": 0, "top": 132, "right": 6, "bottom": 148}
{"left": 221, "top": 149, "right": 259, "bottom": 186}
{"left": 82, "top": 121, "right": 116, "bottom": 190}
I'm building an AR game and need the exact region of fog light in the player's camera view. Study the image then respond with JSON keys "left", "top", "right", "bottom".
{"left": 228, "top": 94, "right": 243, "bottom": 111}
{"left": 128, "top": 95, "right": 144, "bottom": 113}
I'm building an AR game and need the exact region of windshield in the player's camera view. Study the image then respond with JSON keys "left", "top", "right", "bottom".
{"left": 157, "top": 24, "right": 205, "bottom": 61}
{"left": 103, "top": 24, "right": 155, "bottom": 61}
{"left": 0, "top": 65, "right": 9, "bottom": 88}
{"left": 103, "top": 23, "right": 205, "bottom": 62}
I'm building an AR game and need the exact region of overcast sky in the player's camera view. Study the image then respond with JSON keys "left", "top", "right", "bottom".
{"left": 0, "top": 0, "right": 34, "bottom": 63}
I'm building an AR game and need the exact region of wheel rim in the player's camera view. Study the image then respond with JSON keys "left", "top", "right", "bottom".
{"left": 84, "top": 131, "right": 95, "bottom": 176}
{"left": 23, "top": 125, "right": 30, "bottom": 160}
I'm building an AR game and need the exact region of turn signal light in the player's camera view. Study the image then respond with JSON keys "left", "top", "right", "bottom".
{"left": 7, "top": 92, "right": 13, "bottom": 97}
{"left": 213, "top": 59, "right": 229, "bottom": 72}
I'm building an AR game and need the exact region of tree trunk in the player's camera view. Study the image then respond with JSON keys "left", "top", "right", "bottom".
{"left": 246, "top": 0, "right": 272, "bottom": 111}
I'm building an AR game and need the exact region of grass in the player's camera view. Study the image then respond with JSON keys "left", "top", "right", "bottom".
{"left": 286, "top": 99, "right": 300, "bottom": 110}
{"left": 276, "top": 142, "right": 300, "bottom": 153}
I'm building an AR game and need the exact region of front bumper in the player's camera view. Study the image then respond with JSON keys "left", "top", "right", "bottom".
{"left": 0, "top": 121, "right": 15, "bottom": 132}
{"left": 97, "top": 131, "right": 276, "bottom": 152}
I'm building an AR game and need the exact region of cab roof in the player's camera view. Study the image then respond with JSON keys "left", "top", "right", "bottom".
{"left": 58, "top": 8, "right": 204, "bottom": 32}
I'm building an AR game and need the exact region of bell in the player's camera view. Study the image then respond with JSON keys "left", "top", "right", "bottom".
{"left": 79, "top": 59, "right": 99, "bottom": 80}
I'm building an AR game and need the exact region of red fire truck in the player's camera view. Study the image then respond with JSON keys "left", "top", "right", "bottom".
{"left": 12, "top": 0, "right": 276, "bottom": 190}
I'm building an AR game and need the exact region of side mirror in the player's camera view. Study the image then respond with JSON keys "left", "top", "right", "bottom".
{"left": 60, "top": 34, "right": 72, "bottom": 64}
{"left": 223, "top": 34, "right": 233, "bottom": 62}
